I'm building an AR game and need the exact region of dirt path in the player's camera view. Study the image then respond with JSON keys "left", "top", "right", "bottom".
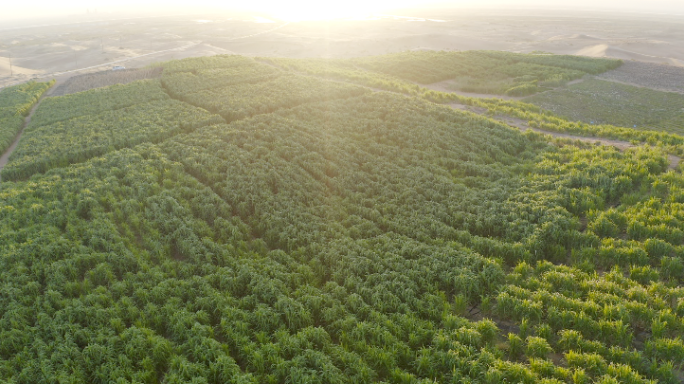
{"left": 424, "top": 77, "right": 588, "bottom": 101}
{"left": 565, "top": 78, "right": 586, "bottom": 86}
{"left": 424, "top": 80, "right": 526, "bottom": 100}
{"left": 0, "top": 86, "right": 55, "bottom": 182}
{"left": 447, "top": 103, "right": 681, "bottom": 169}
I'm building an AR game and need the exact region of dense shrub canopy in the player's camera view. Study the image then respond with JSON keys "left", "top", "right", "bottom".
{"left": 0, "top": 80, "right": 53, "bottom": 153}
{"left": 0, "top": 53, "right": 682, "bottom": 384}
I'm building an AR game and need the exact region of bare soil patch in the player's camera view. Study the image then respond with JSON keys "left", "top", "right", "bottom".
{"left": 4, "top": 9, "right": 684, "bottom": 90}
{"left": 51, "top": 67, "right": 163, "bottom": 96}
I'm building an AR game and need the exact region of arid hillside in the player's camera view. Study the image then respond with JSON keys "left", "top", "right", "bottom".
{"left": 1, "top": 9, "right": 684, "bottom": 88}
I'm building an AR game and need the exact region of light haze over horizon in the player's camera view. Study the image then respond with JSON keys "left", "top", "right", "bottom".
{"left": 3, "top": 0, "right": 684, "bottom": 22}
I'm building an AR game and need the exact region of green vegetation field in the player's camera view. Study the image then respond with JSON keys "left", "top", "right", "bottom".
{"left": 0, "top": 81, "right": 53, "bottom": 153}
{"left": 526, "top": 79, "right": 684, "bottom": 135}
{"left": 1, "top": 53, "right": 683, "bottom": 384}
{"left": 353, "top": 51, "right": 621, "bottom": 96}
{"left": 176, "top": 74, "right": 368, "bottom": 122}
{"left": 2, "top": 99, "right": 222, "bottom": 181}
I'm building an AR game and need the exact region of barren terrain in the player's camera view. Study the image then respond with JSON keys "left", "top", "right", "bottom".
{"left": 2, "top": 9, "right": 684, "bottom": 88}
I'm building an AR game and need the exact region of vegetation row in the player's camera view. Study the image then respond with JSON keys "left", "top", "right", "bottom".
{"left": 0, "top": 80, "right": 53, "bottom": 153}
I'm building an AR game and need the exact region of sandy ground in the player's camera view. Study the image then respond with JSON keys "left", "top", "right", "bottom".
{"left": 1, "top": 9, "right": 684, "bottom": 88}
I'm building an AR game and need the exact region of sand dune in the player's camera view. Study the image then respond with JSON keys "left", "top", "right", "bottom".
{"left": 575, "top": 43, "right": 681, "bottom": 66}
{"left": 575, "top": 43, "right": 612, "bottom": 57}
{"left": 571, "top": 34, "right": 602, "bottom": 40}
{"left": 547, "top": 34, "right": 603, "bottom": 41}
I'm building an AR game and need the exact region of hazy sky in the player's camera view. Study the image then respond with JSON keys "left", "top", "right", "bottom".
{"left": 3, "top": 0, "right": 684, "bottom": 21}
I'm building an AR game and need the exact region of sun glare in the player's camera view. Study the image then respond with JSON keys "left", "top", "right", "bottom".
{"left": 4, "top": 0, "right": 426, "bottom": 22}
{"left": 264, "top": 0, "right": 412, "bottom": 21}
{"left": 269, "top": 3, "right": 368, "bottom": 21}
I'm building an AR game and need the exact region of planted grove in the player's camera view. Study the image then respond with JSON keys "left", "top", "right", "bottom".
{"left": 0, "top": 53, "right": 682, "bottom": 383}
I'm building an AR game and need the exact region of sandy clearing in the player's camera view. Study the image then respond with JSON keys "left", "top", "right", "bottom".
{"left": 51, "top": 67, "right": 163, "bottom": 96}
{"left": 45, "top": 42, "right": 199, "bottom": 78}
{"left": 0, "top": 58, "right": 43, "bottom": 88}
{"left": 0, "top": 42, "right": 206, "bottom": 91}
{"left": 574, "top": 43, "right": 677, "bottom": 63}
{"left": 0, "top": 58, "right": 42, "bottom": 76}
{"left": 552, "top": 43, "right": 684, "bottom": 67}
{"left": 0, "top": 47, "right": 184, "bottom": 90}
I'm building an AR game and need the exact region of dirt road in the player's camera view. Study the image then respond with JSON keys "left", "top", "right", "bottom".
{"left": 448, "top": 103, "right": 681, "bottom": 169}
